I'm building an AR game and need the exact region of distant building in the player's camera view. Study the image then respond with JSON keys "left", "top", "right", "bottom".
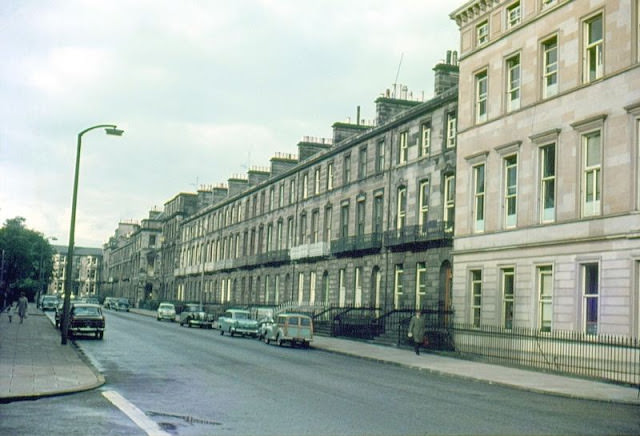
{"left": 49, "top": 245, "right": 103, "bottom": 297}
{"left": 101, "top": 213, "right": 162, "bottom": 306}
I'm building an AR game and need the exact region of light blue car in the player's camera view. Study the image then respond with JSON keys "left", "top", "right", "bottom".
{"left": 217, "top": 309, "right": 259, "bottom": 337}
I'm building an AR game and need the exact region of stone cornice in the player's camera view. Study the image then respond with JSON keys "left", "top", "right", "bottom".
{"left": 450, "top": 0, "right": 502, "bottom": 27}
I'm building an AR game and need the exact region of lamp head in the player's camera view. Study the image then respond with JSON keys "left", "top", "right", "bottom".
{"left": 105, "top": 127, "right": 124, "bottom": 136}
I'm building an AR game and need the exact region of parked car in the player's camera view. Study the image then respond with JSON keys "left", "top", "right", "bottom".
{"left": 84, "top": 297, "right": 100, "bottom": 305}
{"left": 103, "top": 297, "right": 116, "bottom": 309}
{"left": 115, "top": 298, "right": 130, "bottom": 312}
{"left": 156, "top": 302, "right": 177, "bottom": 322}
{"left": 262, "top": 313, "right": 313, "bottom": 347}
{"left": 179, "top": 304, "right": 214, "bottom": 328}
{"left": 68, "top": 303, "right": 105, "bottom": 339}
{"left": 217, "top": 308, "right": 259, "bottom": 337}
{"left": 257, "top": 316, "right": 275, "bottom": 339}
{"left": 41, "top": 295, "right": 59, "bottom": 311}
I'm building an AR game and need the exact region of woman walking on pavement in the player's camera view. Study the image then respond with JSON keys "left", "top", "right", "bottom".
{"left": 408, "top": 310, "right": 426, "bottom": 355}
{"left": 17, "top": 292, "right": 28, "bottom": 324}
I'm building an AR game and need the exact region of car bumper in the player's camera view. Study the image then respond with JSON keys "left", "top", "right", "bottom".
{"left": 188, "top": 319, "right": 212, "bottom": 326}
{"left": 69, "top": 326, "right": 105, "bottom": 333}
{"left": 233, "top": 327, "right": 259, "bottom": 336}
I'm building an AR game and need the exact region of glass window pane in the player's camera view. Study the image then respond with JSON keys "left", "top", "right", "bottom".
{"left": 588, "top": 15, "right": 602, "bottom": 44}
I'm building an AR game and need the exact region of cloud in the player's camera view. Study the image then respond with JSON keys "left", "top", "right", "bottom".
{"left": 24, "top": 46, "right": 114, "bottom": 97}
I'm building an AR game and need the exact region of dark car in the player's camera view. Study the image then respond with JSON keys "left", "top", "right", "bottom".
{"left": 83, "top": 297, "right": 100, "bottom": 305}
{"left": 115, "top": 298, "right": 130, "bottom": 312}
{"left": 179, "top": 304, "right": 214, "bottom": 328}
{"left": 68, "top": 303, "right": 105, "bottom": 339}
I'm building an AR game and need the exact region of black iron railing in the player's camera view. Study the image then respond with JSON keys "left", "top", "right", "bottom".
{"left": 311, "top": 304, "right": 639, "bottom": 385}
{"left": 384, "top": 223, "right": 453, "bottom": 248}
{"left": 331, "top": 233, "right": 383, "bottom": 255}
{"left": 311, "top": 305, "right": 454, "bottom": 347}
{"left": 451, "top": 324, "right": 640, "bottom": 386}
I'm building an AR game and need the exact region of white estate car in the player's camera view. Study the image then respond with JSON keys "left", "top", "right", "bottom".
{"left": 156, "top": 302, "right": 177, "bottom": 322}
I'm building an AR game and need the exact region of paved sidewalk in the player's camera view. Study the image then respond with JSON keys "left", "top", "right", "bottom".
{"left": 311, "top": 336, "right": 640, "bottom": 404}
{"left": 0, "top": 304, "right": 104, "bottom": 402}
{"left": 1, "top": 306, "right": 638, "bottom": 405}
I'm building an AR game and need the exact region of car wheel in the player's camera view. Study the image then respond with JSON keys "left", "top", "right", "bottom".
{"left": 229, "top": 328, "right": 234, "bottom": 337}
{"left": 157, "top": 317, "right": 160, "bottom": 321}
{"left": 264, "top": 335, "right": 270, "bottom": 344}
{"left": 277, "top": 335, "right": 284, "bottom": 347}
{"left": 220, "top": 329, "right": 225, "bottom": 335}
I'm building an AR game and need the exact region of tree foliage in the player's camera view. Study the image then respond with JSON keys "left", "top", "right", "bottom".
{"left": 0, "top": 217, "right": 55, "bottom": 303}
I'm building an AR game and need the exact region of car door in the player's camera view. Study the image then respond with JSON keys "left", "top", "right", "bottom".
{"left": 289, "top": 316, "right": 302, "bottom": 339}
{"left": 274, "top": 315, "right": 287, "bottom": 340}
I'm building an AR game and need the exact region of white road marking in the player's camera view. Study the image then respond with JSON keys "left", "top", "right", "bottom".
{"left": 102, "top": 390, "right": 170, "bottom": 436}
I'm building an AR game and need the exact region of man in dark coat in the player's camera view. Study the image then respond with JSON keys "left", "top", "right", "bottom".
{"left": 408, "top": 310, "right": 426, "bottom": 355}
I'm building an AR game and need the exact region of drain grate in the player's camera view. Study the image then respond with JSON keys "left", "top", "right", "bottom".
{"left": 147, "top": 411, "right": 222, "bottom": 426}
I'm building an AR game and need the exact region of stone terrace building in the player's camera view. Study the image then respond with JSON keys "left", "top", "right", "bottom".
{"left": 157, "top": 191, "right": 199, "bottom": 301}
{"left": 173, "top": 54, "right": 459, "bottom": 312}
{"left": 102, "top": 211, "right": 162, "bottom": 305}
{"left": 49, "top": 245, "right": 102, "bottom": 298}
{"left": 450, "top": 0, "right": 640, "bottom": 336}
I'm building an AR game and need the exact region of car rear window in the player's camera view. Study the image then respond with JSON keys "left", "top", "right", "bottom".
{"left": 73, "top": 307, "right": 101, "bottom": 316}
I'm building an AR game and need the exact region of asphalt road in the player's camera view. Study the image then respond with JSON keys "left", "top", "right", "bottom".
{"left": 1, "top": 310, "right": 639, "bottom": 436}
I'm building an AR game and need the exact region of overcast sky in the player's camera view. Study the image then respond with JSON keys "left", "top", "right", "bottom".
{"left": 1, "top": 0, "right": 462, "bottom": 247}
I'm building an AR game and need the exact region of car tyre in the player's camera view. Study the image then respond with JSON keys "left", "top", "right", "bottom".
{"left": 264, "top": 335, "right": 270, "bottom": 344}
{"left": 277, "top": 335, "right": 284, "bottom": 347}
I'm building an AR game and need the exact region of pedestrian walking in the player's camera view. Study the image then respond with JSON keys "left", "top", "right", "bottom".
{"left": 408, "top": 310, "right": 426, "bottom": 355}
{"left": 6, "top": 303, "right": 14, "bottom": 323}
{"left": 17, "top": 292, "right": 28, "bottom": 324}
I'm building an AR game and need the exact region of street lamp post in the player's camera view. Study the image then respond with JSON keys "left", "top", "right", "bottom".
{"left": 61, "top": 124, "right": 123, "bottom": 345}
